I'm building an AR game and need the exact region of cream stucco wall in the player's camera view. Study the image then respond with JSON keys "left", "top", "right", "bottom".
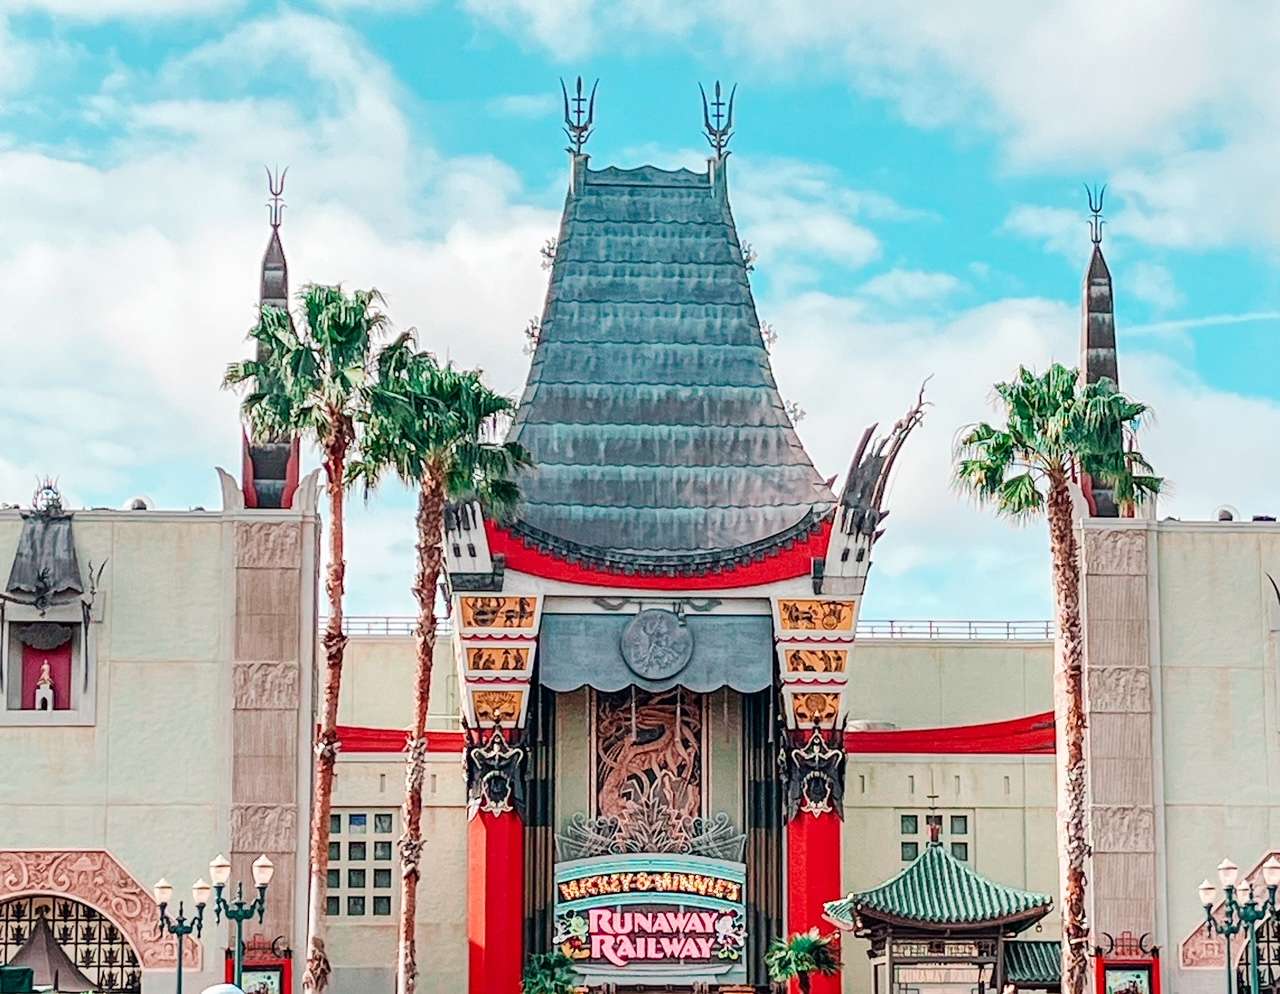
{"left": 0, "top": 504, "right": 318, "bottom": 994}
{"left": 1129, "top": 521, "right": 1280, "bottom": 994}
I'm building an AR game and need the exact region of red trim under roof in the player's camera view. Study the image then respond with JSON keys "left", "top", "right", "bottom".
{"left": 845, "top": 711, "right": 1055, "bottom": 755}
{"left": 484, "top": 518, "right": 831, "bottom": 590}
{"left": 336, "top": 712, "right": 1055, "bottom": 756}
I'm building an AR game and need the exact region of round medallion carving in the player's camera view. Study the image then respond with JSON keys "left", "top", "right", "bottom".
{"left": 620, "top": 609, "right": 693, "bottom": 680}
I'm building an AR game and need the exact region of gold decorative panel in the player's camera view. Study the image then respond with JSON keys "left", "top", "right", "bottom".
{"left": 470, "top": 688, "right": 525, "bottom": 725}
{"left": 788, "top": 691, "right": 842, "bottom": 727}
{"left": 777, "top": 599, "right": 856, "bottom": 632}
{"left": 783, "top": 648, "right": 848, "bottom": 674}
{"left": 459, "top": 596, "right": 537, "bottom": 630}
{"left": 465, "top": 645, "right": 531, "bottom": 672}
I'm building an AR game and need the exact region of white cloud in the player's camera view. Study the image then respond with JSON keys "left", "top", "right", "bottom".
{"left": 1002, "top": 204, "right": 1085, "bottom": 261}
{"left": 762, "top": 285, "right": 1280, "bottom": 618}
{"left": 488, "top": 93, "right": 557, "bottom": 118}
{"left": 859, "top": 268, "right": 963, "bottom": 307}
{"left": 0, "top": 10, "right": 557, "bottom": 612}
{"left": 1127, "top": 260, "right": 1183, "bottom": 312}
{"left": 0, "top": 0, "right": 238, "bottom": 15}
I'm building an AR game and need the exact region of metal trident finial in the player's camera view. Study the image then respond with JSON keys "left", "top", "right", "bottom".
{"left": 1085, "top": 183, "right": 1106, "bottom": 246}
{"left": 266, "top": 165, "right": 288, "bottom": 228}
{"left": 700, "top": 80, "right": 737, "bottom": 156}
{"left": 561, "top": 76, "right": 598, "bottom": 155}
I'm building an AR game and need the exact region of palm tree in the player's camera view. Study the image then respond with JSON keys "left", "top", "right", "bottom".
{"left": 955, "top": 363, "right": 1162, "bottom": 994}
{"left": 765, "top": 929, "right": 841, "bottom": 994}
{"left": 351, "top": 336, "right": 527, "bottom": 994}
{"left": 224, "top": 284, "right": 390, "bottom": 994}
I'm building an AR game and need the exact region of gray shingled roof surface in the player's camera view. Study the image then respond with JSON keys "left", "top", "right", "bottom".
{"left": 508, "top": 161, "right": 834, "bottom": 567}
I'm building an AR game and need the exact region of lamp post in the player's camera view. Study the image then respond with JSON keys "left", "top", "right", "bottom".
{"left": 1200, "top": 855, "right": 1280, "bottom": 994}
{"left": 209, "top": 853, "right": 274, "bottom": 989}
{"left": 154, "top": 877, "right": 211, "bottom": 994}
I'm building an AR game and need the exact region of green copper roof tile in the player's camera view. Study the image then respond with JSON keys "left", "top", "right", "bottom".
{"left": 1004, "top": 940, "right": 1062, "bottom": 986}
{"left": 509, "top": 160, "right": 834, "bottom": 565}
{"left": 824, "top": 842, "right": 1053, "bottom": 930}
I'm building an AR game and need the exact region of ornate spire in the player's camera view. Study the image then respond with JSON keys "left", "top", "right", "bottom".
{"left": 560, "top": 76, "right": 598, "bottom": 155}
{"left": 1081, "top": 183, "right": 1118, "bottom": 387}
{"left": 1080, "top": 183, "right": 1120, "bottom": 517}
{"left": 699, "top": 80, "right": 736, "bottom": 156}
{"left": 260, "top": 165, "right": 289, "bottom": 309}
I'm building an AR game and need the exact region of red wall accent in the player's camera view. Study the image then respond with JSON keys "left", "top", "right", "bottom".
{"left": 469, "top": 811, "right": 525, "bottom": 994}
{"left": 786, "top": 812, "right": 843, "bottom": 994}
{"left": 21, "top": 641, "right": 72, "bottom": 710}
{"left": 334, "top": 725, "right": 464, "bottom": 753}
{"left": 335, "top": 713, "right": 1056, "bottom": 757}
{"left": 845, "top": 710, "right": 1055, "bottom": 755}
{"left": 484, "top": 518, "right": 831, "bottom": 590}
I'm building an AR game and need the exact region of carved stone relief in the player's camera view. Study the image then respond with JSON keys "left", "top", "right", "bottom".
{"left": 1083, "top": 528, "right": 1148, "bottom": 576}
{"left": 0, "top": 850, "right": 199, "bottom": 968}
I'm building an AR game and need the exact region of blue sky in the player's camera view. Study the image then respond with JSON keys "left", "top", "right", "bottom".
{"left": 2, "top": 1, "right": 1278, "bottom": 619}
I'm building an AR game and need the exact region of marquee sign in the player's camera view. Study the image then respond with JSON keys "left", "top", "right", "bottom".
{"left": 553, "top": 854, "right": 748, "bottom": 984}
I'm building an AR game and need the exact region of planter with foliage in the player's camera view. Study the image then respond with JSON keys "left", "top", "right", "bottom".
{"left": 765, "top": 928, "right": 841, "bottom": 993}
{"left": 522, "top": 950, "right": 579, "bottom": 994}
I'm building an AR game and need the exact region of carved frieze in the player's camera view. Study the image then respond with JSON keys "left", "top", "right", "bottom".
{"left": 0, "top": 850, "right": 200, "bottom": 968}
{"left": 231, "top": 804, "right": 297, "bottom": 851}
{"left": 1091, "top": 805, "right": 1155, "bottom": 852}
{"left": 1083, "top": 528, "right": 1148, "bottom": 576}
{"left": 786, "top": 690, "right": 842, "bottom": 727}
{"left": 464, "top": 644, "right": 532, "bottom": 675}
{"left": 458, "top": 596, "right": 537, "bottom": 631}
{"left": 469, "top": 688, "right": 526, "bottom": 726}
{"left": 233, "top": 661, "right": 300, "bottom": 708}
{"left": 234, "top": 521, "right": 301, "bottom": 569}
{"left": 1087, "top": 666, "right": 1152, "bottom": 713}
{"left": 782, "top": 647, "right": 848, "bottom": 675}
{"left": 776, "top": 599, "right": 856, "bottom": 633}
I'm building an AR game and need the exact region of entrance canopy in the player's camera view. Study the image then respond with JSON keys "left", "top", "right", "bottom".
{"left": 538, "top": 611, "right": 773, "bottom": 693}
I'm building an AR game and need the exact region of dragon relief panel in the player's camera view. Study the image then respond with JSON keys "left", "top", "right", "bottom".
{"left": 595, "top": 689, "right": 702, "bottom": 829}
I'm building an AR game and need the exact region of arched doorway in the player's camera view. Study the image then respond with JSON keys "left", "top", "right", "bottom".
{"left": 0, "top": 894, "right": 142, "bottom": 992}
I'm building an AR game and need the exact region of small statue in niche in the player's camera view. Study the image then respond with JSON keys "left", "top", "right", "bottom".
{"left": 34, "top": 658, "right": 55, "bottom": 711}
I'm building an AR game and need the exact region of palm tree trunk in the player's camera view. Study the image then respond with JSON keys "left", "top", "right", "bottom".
{"left": 1047, "top": 476, "right": 1089, "bottom": 994}
{"left": 798, "top": 973, "right": 812, "bottom": 994}
{"left": 396, "top": 474, "right": 445, "bottom": 994}
{"left": 304, "top": 426, "right": 352, "bottom": 994}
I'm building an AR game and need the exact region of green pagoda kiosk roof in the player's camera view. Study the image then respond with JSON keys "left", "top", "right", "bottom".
{"left": 824, "top": 838, "right": 1053, "bottom": 933}
{"left": 506, "top": 153, "right": 835, "bottom": 574}
{"left": 1003, "top": 939, "right": 1062, "bottom": 989}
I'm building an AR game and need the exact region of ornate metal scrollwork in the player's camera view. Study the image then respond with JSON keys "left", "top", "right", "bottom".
{"left": 780, "top": 724, "right": 848, "bottom": 821}
{"left": 464, "top": 724, "right": 526, "bottom": 819}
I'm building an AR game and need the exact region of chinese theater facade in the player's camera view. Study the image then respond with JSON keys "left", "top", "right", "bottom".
{"left": 441, "top": 110, "right": 928, "bottom": 994}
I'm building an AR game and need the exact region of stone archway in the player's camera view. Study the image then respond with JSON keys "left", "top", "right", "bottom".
{"left": 0, "top": 850, "right": 200, "bottom": 970}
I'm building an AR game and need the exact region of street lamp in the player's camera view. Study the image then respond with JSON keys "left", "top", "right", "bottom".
{"left": 210, "top": 853, "right": 274, "bottom": 989}
{"left": 1200, "top": 855, "right": 1280, "bottom": 994}
{"left": 154, "top": 877, "right": 210, "bottom": 994}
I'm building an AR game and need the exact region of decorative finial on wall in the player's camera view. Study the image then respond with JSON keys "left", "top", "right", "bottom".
{"left": 700, "top": 80, "right": 737, "bottom": 156}
{"left": 560, "top": 76, "right": 598, "bottom": 155}
{"left": 1086, "top": 183, "right": 1106, "bottom": 246}
{"left": 266, "top": 165, "right": 288, "bottom": 229}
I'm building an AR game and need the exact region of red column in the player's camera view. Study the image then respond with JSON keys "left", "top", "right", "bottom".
{"left": 786, "top": 811, "right": 844, "bottom": 994}
{"left": 468, "top": 810, "right": 524, "bottom": 994}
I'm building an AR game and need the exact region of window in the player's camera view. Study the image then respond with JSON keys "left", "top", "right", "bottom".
{"left": 899, "top": 808, "right": 975, "bottom": 862}
{"left": 328, "top": 809, "right": 397, "bottom": 919}
{"left": 2, "top": 619, "right": 95, "bottom": 726}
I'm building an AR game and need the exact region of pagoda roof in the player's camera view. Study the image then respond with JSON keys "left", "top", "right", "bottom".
{"left": 824, "top": 840, "right": 1052, "bottom": 932}
{"left": 1004, "top": 939, "right": 1062, "bottom": 989}
{"left": 507, "top": 159, "right": 834, "bottom": 575}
